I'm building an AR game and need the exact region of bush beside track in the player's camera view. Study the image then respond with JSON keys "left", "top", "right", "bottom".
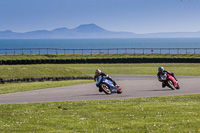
{"left": 0, "top": 58, "right": 200, "bottom": 65}
{"left": 0, "top": 76, "right": 93, "bottom": 84}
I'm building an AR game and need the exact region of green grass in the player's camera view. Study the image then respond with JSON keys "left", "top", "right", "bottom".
{"left": 0, "top": 80, "right": 92, "bottom": 94}
{"left": 55, "top": 63, "right": 200, "bottom": 76}
{"left": 0, "top": 59, "right": 199, "bottom": 132}
{"left": 0, "top": 63, "right": 199, "bottom": 94}
{"left": 0, "top": 63, "right": 200, "bottom": 80}
{"left": 1, "top": 94, "right": 200, "bottom": 132}
{"left": 0, "top": 64, "right": 89, "bottom": 79}
{"left": 0, "top": 53, "right": 200, "bottom": 60}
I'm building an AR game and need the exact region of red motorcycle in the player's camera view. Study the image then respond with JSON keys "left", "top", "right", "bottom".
{"left": 159, "top": 72, "right": 180, "bottom": 90}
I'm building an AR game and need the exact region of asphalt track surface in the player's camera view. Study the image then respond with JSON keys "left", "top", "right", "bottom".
{"left": 0, "top": 75, "right": 200, "bottom": 104}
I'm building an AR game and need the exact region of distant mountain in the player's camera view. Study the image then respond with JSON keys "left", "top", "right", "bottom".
{"left": 0, "top": 23, "right": 136, "bottom": 39}
{"left": 73, "top": 23, "right": 107, "bottom": 33}
{"left": 0, "top": 23, "right": 200, "bottom": 38}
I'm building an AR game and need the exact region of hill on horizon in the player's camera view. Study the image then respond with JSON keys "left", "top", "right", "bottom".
{"left": 1, "top": 23, "right": 200, "bottom": 39}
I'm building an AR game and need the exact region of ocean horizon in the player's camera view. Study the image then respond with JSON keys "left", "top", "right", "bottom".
{"left": 0, "top": 38, "right": 200, "bottom": 54}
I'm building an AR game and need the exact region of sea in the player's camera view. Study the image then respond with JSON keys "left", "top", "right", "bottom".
{"left": 0, "top": 38, "right": 200, "bottom": 55}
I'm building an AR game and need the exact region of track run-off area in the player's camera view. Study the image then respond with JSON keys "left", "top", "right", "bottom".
{"left": 0, "top": 75, "right": 200, "bottom": 104}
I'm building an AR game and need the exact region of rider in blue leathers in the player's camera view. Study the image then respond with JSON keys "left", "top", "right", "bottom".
{"left": 94, "top": 69, "right": 118, "bottom": 92}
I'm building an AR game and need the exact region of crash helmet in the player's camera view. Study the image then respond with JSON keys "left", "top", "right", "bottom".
{"left": 158, "top": 67, "right": 164, "bottom": 72}
{"left": 95, "top": 69, "right": 101, "bottom": 76}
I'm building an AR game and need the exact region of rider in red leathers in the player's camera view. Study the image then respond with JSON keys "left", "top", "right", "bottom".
{"left": 157, "top": 67, "right": 178, "bottom": 88}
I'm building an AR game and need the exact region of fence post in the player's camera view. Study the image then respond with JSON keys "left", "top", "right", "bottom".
{"left": 64, "top": 49, "right": 66, "bottom": 55}
{"left": 194, "top": 48, "right": 196, "bottom": 54}
{"left": 186, "top": 48, "right": 188, "bottom": 54}
{"left": 73, "top": 49, "right": 75, "bottom": 55}
{"left": 56, "top": 49, "right": 58, "bottom": 56}
{"left": 177, "top": 48, "right": 179, "bottom": 54}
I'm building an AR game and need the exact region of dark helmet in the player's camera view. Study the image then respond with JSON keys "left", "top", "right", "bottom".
{"left": 158, "top": 67, "right": 164, "bottom": 72}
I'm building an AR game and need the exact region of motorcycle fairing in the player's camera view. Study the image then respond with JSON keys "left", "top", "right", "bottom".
{"left": 95, "top": 76, "right": 118, "bottom": 93}
{"left": 160, "top": 72, "right": 177, "bottom": 87}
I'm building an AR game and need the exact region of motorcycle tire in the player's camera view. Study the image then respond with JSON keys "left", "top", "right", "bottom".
{"left": 176, "top": 84, "right": 180, "bottom": 90}
{"left": 167, "top": 80, "right": 176, "bottom": 90}
{"left": 116, "top": 87, "right": 122, "bottom": 94}
{"left": 100, "top": 84, "right": 111, "bottom": 94}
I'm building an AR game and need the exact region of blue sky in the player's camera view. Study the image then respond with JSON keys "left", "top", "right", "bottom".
{"left": 1, "top": 0, "right": 200, "bottom": 33}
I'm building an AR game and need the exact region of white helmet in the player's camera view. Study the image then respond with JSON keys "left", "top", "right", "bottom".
{"left": 95, "top": 69, "right": 101, "bottom": 76}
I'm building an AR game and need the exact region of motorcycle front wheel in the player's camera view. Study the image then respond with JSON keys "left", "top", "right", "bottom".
{"left": 176, "top": 83, "right": 180, "bottom": 89}
{"left": 116, "top": 87, "right": 122, "bottom": 94}
{"left": 100, "top": 84, "right": 111, "bottom": 94}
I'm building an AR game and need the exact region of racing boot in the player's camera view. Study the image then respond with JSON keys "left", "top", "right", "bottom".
{"left": 99, "top": 88, "right": 103, "bottom": 92}
{"left": 162, "top": 83, "right": 166, "bottom": 88}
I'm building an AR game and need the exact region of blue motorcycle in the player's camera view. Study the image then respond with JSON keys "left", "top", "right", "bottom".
{"left": 95, "top": 76, "right": 122, "bottom": 94}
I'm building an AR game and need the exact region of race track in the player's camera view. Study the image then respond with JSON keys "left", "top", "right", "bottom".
{"left": 0, "top": 75, "right": 200, "bottom": 104}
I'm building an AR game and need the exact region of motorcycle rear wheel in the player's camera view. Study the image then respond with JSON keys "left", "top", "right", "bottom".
{"left": 100, "top": 84, "right": 111, "bottom": 94}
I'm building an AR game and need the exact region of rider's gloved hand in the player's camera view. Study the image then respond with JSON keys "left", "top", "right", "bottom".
{"left": 107, "top": 75, "right": 111, "bottom": 78}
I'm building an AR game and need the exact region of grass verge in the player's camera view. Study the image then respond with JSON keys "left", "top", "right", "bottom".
{"left": 0, "top": 64, "right": 89, "bottom": 79}
{"left": 59, "top": 63, "right": 200, "bottom": 76}
{"left": 0, "top": 80, "right": 92, "bottom": 94}
{"left": 0, "top": 63, "right": 199, "bottom": 94}
{"left": 0, "top": 53, "right": 200, "bottom": 60}
{"left": 0, "top": 94, "right": 200, "bottom": 132}
{"left": 0, "top": 63, "right": 200, "bottom": 80}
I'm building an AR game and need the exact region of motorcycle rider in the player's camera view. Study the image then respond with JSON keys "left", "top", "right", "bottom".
{"left": 94, "top": 69, "right": 119, "bottom": 92}
{"left": 157, "top": 66, "right": 178, "bottom": 88}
